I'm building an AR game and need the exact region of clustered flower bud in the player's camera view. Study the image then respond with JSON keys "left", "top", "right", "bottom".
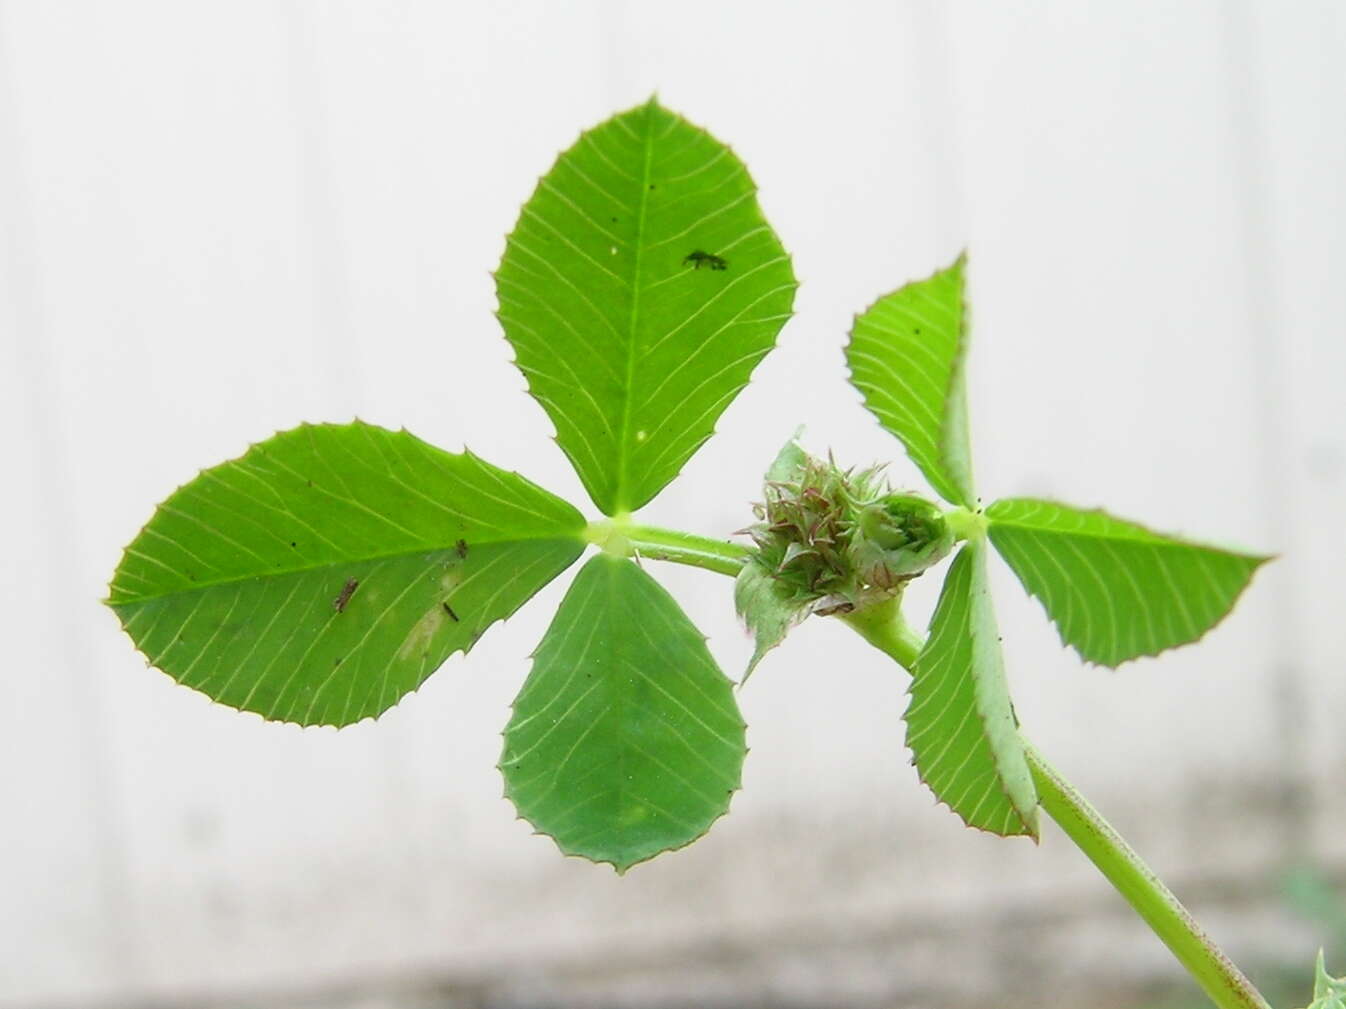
{"left": 743, "top": 446, "right": 953, "bottom": 616}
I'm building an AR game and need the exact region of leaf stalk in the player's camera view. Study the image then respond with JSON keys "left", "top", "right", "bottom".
{"left": 584, "top": 519, "right": 748, "bottom": 577}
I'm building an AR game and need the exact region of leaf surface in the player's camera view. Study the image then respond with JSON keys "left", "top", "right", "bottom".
{"left": 734, "top": 562, "right": 800, "bottom": 680}
{"left": 846, "top": 255, "right": 976, "bottom": 507}
{"left": 107, "top": 422, "right": 585, "bottom": 726}
{"left": 985, "top": 497, "right": 1269, "bottom": 667}
{"left": 495, "top": 98, "right": 797, "bottom": 515}
{"left": 905, "top": 541, "right": 1038, "bottom": 837}
{"left": 501, "top": 554, "right": 746, "bottom": 872}
{"left": 734, "top": 431, "right": 811, "bottom": 678}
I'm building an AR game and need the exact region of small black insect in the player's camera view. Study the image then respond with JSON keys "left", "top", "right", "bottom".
{"left": 682, "top": 250, "right": 727, "bottom": 271}
{"left": 455, "top": 538, "right": 469, "bottom": 558}
{"left": 333, "top": 577, "right": 358, "bottom": 613}
{"left": 441, "top": 601, "right": 459, "bottom": 622}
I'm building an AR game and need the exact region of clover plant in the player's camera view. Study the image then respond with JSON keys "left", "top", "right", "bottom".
{"left": 106, "top": 98, "right": 1333, "bottom": 1009}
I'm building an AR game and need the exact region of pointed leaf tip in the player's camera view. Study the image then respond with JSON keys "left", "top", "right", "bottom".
{"left": 502, "top": 554, "right": 746, "bottom": 870}
{"left": 495, "top": 101, "right": 797, "bottom": 515}
{"left": 985, "top": 498, "right": 1269, "bottom": 667}
{"left": 107, "top": 422, "right": 586, "bottom": 726}
{"left": 847, "top": 255, "right": 977, "bottom": 507}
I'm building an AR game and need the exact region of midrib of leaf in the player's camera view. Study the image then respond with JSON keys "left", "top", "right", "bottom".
{"left": 109, "top": 533, "right": 573, "bottom": 604}
{"left": 985, "top": 497, "right": 1269, "bottom": 666}
{"left": 107, "top": 423, "right": 585, "bottom": 606}
{"left": 502, "top": 554, "right": 745, "bottom": 870}
{"left": 614, "top": 101, "right": 659, "bottom": 514}
{"left": 905, "top": 541, "right": 1038, "bottom": 837}
{"left": 106, "top": 423, "right": 588, "bottom": 726}
{"left": 496, "top": 100, "right": 797, "bottom": 517}
{"left": 846, "top": 255, "right": 976, "bottom": 508}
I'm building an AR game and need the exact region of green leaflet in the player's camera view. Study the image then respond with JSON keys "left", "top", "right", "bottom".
{"left": 1305, "top": 950, "right": 1346, "bottom": 1009}
{"left": 905, "top": 541, "right": 1038, "bottom": 837}
{"left": 501, "top": 554, "right": 746, "bottom": 872}
{"left": 495, "top": 97, "right": 797, "bottom": 516}
{"left": 734, "top": 432, "right": 810, "bottom": 678}
{"left": 764, "top": 428, "right": 809, "bottom": 483}
{"left": 107, "top": 422, "right": 586, "bottom": 726}
{"left": 985, "top": 498, "right": 1270, "bottom": 667}
{"left": 846, "top": 254, "right": 976, "bottom": 508}
{"left": 734, "top": 561, "right": 800, "bottom": 680}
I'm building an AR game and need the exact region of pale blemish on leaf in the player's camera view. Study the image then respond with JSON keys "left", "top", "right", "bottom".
{"left": 398, "top": 601, "right": 455, "bottom": 661}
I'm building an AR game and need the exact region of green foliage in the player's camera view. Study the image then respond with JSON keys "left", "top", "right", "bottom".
{"left": 733, "top": 562, "right": 800, "bottom": 680}
{"left": 109, "top": 101, "right": 789, "bottom": 868}
{"left": 501, "top": 554, "right": 745, "bottom": 872}
{"left": 846, "top": 254, "right": 976, "bottom": 508}
{"left": 495, "top": 97, "right": 797, "bottom": 516}
{"left": 105, "top": 98, "right": 1278, "bottom": 979}
{"left": 841, "top": 257, "right": 1038, "bottom": 835}
{"left": 836, "top": 249, "right": 1267, "bottom": 841}
{"left": 108, "top": 422, "right": 585, "bottom": 726}
{"left": 905, "top": 541, "right": 1038, "bottom": 837}
{"left": 986, "top": 498, "right": 1270, "bottom": 667}
{"left": 1295, "top": 950, "right": 1346, "bottom": 1009}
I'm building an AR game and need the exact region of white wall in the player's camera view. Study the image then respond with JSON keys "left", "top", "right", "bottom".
{"left": 1, "top": 2, "right": 1343, "bottom": 1006}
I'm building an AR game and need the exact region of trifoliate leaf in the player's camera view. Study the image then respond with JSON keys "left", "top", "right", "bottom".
{"left": 985, "top": 498, "right": 1270, "bottom": 667}
{"left": 846, "top": 254, "right": 976, "bottom": 508}
{"left": 501, "top": 554, "right": 746, "bottom": 872}
{"left": 905, "top": 540, "right": 1038, "bottom": 837}
{"left": 107, "top": 422, "right": 585, "bottom": 726}
{"left": 495, "top": 97, "right": 797, "bottom": 516}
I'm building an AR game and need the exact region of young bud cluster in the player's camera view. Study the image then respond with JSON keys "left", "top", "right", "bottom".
{"left": 743, "top": 446, "right": 953, "bottom": 616}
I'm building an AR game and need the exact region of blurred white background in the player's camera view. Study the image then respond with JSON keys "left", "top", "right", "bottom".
{"left": 1, "top": 2, "right": 1343, "bottom": 1007}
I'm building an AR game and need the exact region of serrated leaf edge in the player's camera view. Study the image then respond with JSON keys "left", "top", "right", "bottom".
{"left": 986, "top": 497, "right": 1273, "bottom": 668}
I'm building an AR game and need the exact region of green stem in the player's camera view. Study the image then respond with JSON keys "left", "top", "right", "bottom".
{"left": 840, "top": 595, "right": 923, "bottom": 668}
{"left": 1024, "top": 742, "right": 1272, "bottom": 1009}
{"left": 943, "top": 505, "right": 988, "bottom": 542}
{"left": 837, "top": 601, "right": 1271, "bottom": 1009}
{"left": 584, "top": 520, "right": 748, "bottom": 577}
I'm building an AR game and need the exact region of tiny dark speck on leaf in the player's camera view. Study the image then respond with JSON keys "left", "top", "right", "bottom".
{"left": 456, "top": 538, "right": 469, "bottom": 558}
{"left": 289, "top": 541, "right": 297, "bottom": 548}
{"left": 442, "top": 602, "right": 459, "bottom": 622}
{"left": 683, "top": 250, "right": 728, "bottom": 271}
{"left": 333, "top": 578, "right": 358, "bottom": 613}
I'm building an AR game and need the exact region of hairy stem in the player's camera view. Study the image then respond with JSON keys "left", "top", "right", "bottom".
{"left": 830, "top": 597, "right": 1272, "bottom": 1009}
{"left": 1024, "top": 741, "right": 1272, "bottom": 1009}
